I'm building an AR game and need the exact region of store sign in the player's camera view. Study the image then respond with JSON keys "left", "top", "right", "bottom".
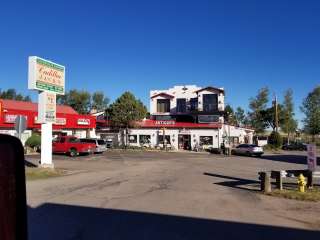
{"left": 5, "top": 114, "right": 28, "bottom": 123}
{"left": 55, "top": 118, "right": 66, "bottom": 125}
{"left": 28, "top": 56, "right": 65, "bottom": 94}
{"left": 307, "top": 144, "right": 317, "bottom": 171}
{"left": 38, "top": 92, "right": 56, "bottom": 123}
{"left": 179, "top": 128, "right": 191, "bottom": 134}
{"left": 155, "top": 120, "right": 175, "bottom": 125}
{"left": 77, "top": 119, "right": 90, "bottom": 125}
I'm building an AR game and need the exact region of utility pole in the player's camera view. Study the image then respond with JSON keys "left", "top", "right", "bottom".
{"left": 273, "top": 94, "right": 279, "bottom": 133}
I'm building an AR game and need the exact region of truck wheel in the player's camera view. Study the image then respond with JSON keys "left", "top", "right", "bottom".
{"left": 69, "top": 148, "right": 78, "bottom": 157}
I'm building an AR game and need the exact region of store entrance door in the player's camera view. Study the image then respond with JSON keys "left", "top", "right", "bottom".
{"left": 178, "top": 134, "right": 191, "bottom": 150}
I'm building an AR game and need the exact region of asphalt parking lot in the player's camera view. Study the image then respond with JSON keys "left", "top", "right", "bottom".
{"left": 26, "top": 151, "right": 320, "bottom": 240}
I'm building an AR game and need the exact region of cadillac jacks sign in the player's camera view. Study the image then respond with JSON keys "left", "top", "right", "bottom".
{"left": 28, "top": 56, "right": 65, "bottom": 94}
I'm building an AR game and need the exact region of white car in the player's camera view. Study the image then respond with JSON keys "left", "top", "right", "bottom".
{"left": 80, "top": 138, "right": 107, "bottom": 153}
{"left": 231, "top": 144, "right": 264, "bottom": 157}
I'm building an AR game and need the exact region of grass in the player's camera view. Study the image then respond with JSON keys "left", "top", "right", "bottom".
{"left": 266, "top": 188, "right": 320, "bottom": 202}
{"left": 25, "top": 168, "right": 67, "bottom": 181}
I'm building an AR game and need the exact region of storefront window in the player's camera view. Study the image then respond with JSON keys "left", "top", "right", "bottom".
{"left": 229, "top": 137, "right": 239, "bottom": 145}
{"left": 176, "top": 98, "right": 186, "bottom": 113}
{"left": 190, "top": 98, "right": 198, "bottom": 111}
{"left": 203, "top": 94, "right": 218, "bottom": 112}
{"left": 128, "top": 135, "right": 137, "bottom": 143}
{"left": 198, "top": 115, "right": 219, "bottom": 123}
{"left": 139, "top": 135, "right": 151, "bottom": 144}
{"left": 157, "top": 99, "right": 170, "bottom": 113}
{"left": 199, "top": 136, "right": 213, "bottom": 146}
{"left": 158, "top": 135, "right": 171, "bottom": 144}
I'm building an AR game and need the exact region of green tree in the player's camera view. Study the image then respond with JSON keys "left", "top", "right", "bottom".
{"left": 107, "top": 92, "right": 147, "bottom": 146}
{"left": 248, "top": 87, "right": 269, "bottom": 133}
{"left": 260, "top": 103, "right": 284, "bottom": 131}
{"left": 224, "top": 104, "right": 238, "bottom": 125}
{"left": 0, "top": 88, "right": 31, "bottom": 102}
{"left": 234, "top": 107, "right": 246, "bottom": 126}
{"left": 91, "top": 91, "right": 109, "bottom": 112}
{"left": 57, "top": 89, "right": 91, "bottom": 114}
{"left": 268, "top": 131, "right": 283, "bottom": 149}
{"left": 280, "top": 89, "right": 297, "bottom": 143}
{"left": 301, "top": 86, "right": 320, "bottom": 141}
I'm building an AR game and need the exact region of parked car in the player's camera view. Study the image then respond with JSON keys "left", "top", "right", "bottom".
{"left": 282, "top": 142, "right": 307, "bottom": 151}
{"left": 80, "top": 138, "right": 107, "bottom": 153}
{"left": 52, "top": 136, "right": 96, "bottom": 157}
{"left": 105, "top": 139, "right": 113, "bottom": 148}
{"left": 231, "top": 144, "right": 264, "bottom": 157}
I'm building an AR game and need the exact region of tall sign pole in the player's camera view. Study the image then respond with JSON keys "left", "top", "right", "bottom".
{"left": 28, "top": 56, "right": 65, "bottom": 168}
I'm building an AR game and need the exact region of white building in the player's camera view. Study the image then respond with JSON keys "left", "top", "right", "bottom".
{"left": 97, "top": 85, "right": 254, "bottom": 150}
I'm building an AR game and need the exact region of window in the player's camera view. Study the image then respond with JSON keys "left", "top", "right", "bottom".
{"left": 199, "top": 136, "right": 213, "bottom": 146}
{"left": 80, "top": 139, "right": 96, "bottom": 144}
{"left": 157, "top": 99, "right": 170, "bottom": 113}
{"left": 203, "top": 94, "right": 218, "bottom": 112}
{"left": 139, "top": 135, "right": 151, "bottom": 144}
{"left": 155, "top": 115, "right": 173, "bottom": 121}
{"left": 176, "top": 98, "right": 186, "bottom": 113}
{"left": 128, "top": 135, "right": 137, "bottom": 143}
{"left": 198, "top": 115, "right": 219, "bottom": 123}
{"left": 229, "top": 137, "right": 239, "bottom": 145}
{"left": 97, "top": 140, "right": 106, "bottom": 145}
{"left": 190, "top": 98, "right": 198, "bottom": 111}
{"left": 158, "top": 135, "right": 171, "bottom": 144}
{"left": 68, "top": 137, "right": 79, "bottom": 143}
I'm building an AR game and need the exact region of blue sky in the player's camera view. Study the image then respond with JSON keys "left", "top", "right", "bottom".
{"left": 0, "top": 0, "right": 319, "bottom": 124}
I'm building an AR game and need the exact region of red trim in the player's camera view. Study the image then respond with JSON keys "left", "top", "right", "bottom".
{"left": 98, "top": 119, "right": 221, "bottom": 129}
{"left": 150, "top": 93, "right": 175, "bottom": 99}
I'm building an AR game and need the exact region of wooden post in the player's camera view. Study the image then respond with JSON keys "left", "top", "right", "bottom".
{"left": 307, "top": 171, "right": 313, "bottom": 188}
{"left": 276, "top": 171, "right": 283, "bottom": 190}
{"left": 259, "top": 172, "right": 271, "bottom": 193}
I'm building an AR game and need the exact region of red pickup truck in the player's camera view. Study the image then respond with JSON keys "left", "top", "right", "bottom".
{"left": 52, "top": 136, "right": 96, "bottom": 157}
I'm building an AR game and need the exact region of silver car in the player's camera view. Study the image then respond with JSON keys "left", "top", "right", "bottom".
{"left": 80, "top": 138, "right": 107, "bottom": 153}
{"left": 231, "top": 144, "right": 264, "bottom": 157}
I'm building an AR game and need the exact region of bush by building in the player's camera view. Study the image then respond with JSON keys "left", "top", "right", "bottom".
{"left": 25, "top": 134, "right": 41, "bottom": 151}
{"left": 268, "top": 131, "right": 283, "bottom": 149}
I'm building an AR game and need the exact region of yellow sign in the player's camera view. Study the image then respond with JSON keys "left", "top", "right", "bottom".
{"left": 38, "top": 92, "right": 56, "bottom": 123}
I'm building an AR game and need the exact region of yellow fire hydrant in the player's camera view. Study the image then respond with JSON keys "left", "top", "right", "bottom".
{"left": 297, "top": 174, "right": 306, "bottom": 193}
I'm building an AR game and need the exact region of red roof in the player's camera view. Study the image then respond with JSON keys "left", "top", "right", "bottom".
{"left": 150, "top": 92, "right": 175, "bottom": 99}
{"left": 0, "top": 99, "right": 78, "bottom": 115}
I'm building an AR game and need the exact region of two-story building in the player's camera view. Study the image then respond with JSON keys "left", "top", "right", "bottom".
{"left": 118, "top": 85, "right": 254, "bottom": 150}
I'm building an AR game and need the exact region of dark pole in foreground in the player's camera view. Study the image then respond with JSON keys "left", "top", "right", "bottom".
{"left": 0, "top": 134, "right": 28, "bottom": 240}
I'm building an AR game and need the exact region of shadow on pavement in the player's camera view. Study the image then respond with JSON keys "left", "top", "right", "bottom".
{"left": 24, "top": 159, "right": 37, "bottom": 167}
{"left": 204, "top": 172, "right": 260, "bottom": 191}
{"left": 260, "top": 154, "right": 320, "bottom": 165}
{"left": 28, "top": 203, "right": 319, "bottom": 240}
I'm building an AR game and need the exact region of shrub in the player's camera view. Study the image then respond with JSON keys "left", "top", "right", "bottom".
{"left": 268, "top": 131, "right": 283, "bottom": 149}
{"left": 25, "top": 134, "right": 41, "bottom": 149}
